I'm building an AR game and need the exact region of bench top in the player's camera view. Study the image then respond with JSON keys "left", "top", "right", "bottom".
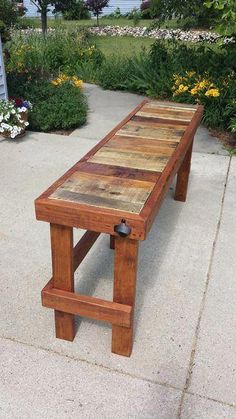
{"left": 35, "top": 100, "right": 203, "bottom": 240}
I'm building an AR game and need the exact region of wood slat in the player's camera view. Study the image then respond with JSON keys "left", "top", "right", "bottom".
{"left": 139, "top": 106, "right": 194, "bottom": 122}
{"left": 143, "top": 101, "right": 197, "bottom": 111}
{"left": 133, "top": 113, "right": 189, "bottom": 127}
{"left": 106, "top": 137, "right": 176, "bottom": 157}
{"left": 131, "top": 115, "right": 188, "bottom": 129}
{"left": 50, "top": 170, "right": 154, "bottom": 214}
{"left": 51, "top": 189, "right": 145, "bottom": 214}
{"left": 42, "top": 279, "right": 132, "bottom": 328}
{"left": 89, "top": 147, "right": 170, "bottom": 172}
{"left": 112, "top": 135, "right": 178, "bottom": 150}
{"left": 127, "top": 120, "right": 185, "bottom": 136}
{"left": 77, "top": 161, "right": 161, "bottom": 183}
{"left": 117, "top": 124, "right": 182, "bottom": 142}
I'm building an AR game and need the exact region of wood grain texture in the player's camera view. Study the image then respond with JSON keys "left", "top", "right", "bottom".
{"left": 50, "top": 171, "right": 155, "bottom": 214}
{"left": 77, "top": 161, "right": 161, "bottom": 183}
{"left": 50, "top": 224, "right": 75, "bottom": 341}
{"left": 89, "top": 148, "right": 170, "bottom": 172}
{"left": 35, "top": 100, "right": 203, "bottom": 239}
{"left": 110, "top": 235, "right": 115, "bottom": 250}
{"left": 140, "top": 105, "right": 204, "bottom": 236}
{"left": 42, "top": 279, "right": 132, "bottom": 328}
{"left": 74, "top": 231, "right": 100, "bottom": 271}
{"left": 117, "top": 123, "right": 182, "bottom": 142}
{"left": 112, "top": 237, "right": 138, "bottom": 357}
{"left": 174, "top": 139, "right": 193, "bottom": 202}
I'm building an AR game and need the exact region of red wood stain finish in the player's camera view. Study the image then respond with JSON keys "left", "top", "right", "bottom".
{"left": 36, "top": 100, "right": 203, "bottom": 356}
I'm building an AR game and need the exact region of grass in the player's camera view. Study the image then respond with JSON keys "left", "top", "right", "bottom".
{"left": 19, "top": 16, "right": 186, "bottom": 30}
{"left": 91, "top": 36, "right": 154, "bottom": 57}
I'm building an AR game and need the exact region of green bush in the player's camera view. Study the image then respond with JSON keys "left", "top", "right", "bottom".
{"left": 79, "top": 39, "right": 236, "bottom": 132}
{"left": 62, "top": 0, "right": 90, "bottom": 20}
{"left": 7, "top": 77, "right": 88, "bottom": 132}
{"left": 5, "top": 29, "right": 104, "bottom": 77}
{"left": 0, "top": 0, "right": 23, "bottom": 42}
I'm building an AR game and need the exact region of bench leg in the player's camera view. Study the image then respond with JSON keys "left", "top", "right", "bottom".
{"left": 50, "top": 223, "right": 75, "bottom": 341}
{"left": 110, "top": 235, "right": 115, "bottom": 250}
{"left": 175, "top": 140, "right": 193, "bottom": 202}
{"left": 112, "top": 237, "right": 138, "bottom": 356}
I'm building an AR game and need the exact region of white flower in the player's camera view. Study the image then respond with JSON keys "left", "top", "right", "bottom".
{"left": 11, "top": 109, "right": 16, "bottom": 115}
{"left": 19, "top": 107, "right": 27, "bottom": 113}
{"left": 25, "top": 121, "right": 29, "bottom": 126}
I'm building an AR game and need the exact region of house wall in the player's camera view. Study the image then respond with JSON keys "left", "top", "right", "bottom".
{"left": 24, "top": 0, "right": 54, "bottom": 17}
{"left": 23, "top": 0, "right": 141, "bottom": 17}
{"left": 0, "top": 36, "right": 8, "bottom": 100}
{"left": 103, "top": 0, "right": 141, "bottom": 15}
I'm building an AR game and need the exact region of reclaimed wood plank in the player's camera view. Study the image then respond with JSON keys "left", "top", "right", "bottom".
{"left": 89, "top": 148, "right": 170, "bottom": 172}
{"left": 127, "top": 120, "right": 185, "bottom": 136}
{"left": 143, "top": 101, "right": 197, "bottom": 111}
{"left": 50, "top": 189, "right": 145, "bottom": 214}
{"left": 117, "top": 124, "right": 182, "bottom": 142}
{"left": 51, "top": 171, "right": 154, "bottom": 213}
{"left": 139, "top": 107, "right": 194, "bottom": 122}
{"left": 106, "top": 137, "right": 176, "bottom": 156}
{"left": 134, "top": 113, "right": 189, "bottom": 126}
{"left": 77, "top": 161, "right": 161, "bottom": 183}
{"left": 111, "top": 135, "right": 177, "bottom": 152}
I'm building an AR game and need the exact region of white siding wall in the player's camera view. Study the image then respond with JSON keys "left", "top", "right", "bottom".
{"left": 103, "top": 0, "right": 141, "bottom": 15}
{"left": 0, "top": 36, "right": 8, "bottom": 100}
{"left": 24, "top": 0, "right": 141, "bottom": 17}
{"left": 24, "top": 0, "right": 54, "bottom": 17}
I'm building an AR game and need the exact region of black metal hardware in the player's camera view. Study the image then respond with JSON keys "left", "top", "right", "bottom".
{"left": 114, "top": 219, "right": 131, "bottom": 237}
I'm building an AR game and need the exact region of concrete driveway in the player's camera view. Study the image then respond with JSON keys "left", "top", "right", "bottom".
{"left": 0, "top": 85, "right": 235, "bottom": 419}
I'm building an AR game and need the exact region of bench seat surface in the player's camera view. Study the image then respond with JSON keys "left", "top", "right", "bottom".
{"left": 49, "top": 101, "right": 197, "bottom": 215}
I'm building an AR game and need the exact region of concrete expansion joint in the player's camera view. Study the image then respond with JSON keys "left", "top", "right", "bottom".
{"left": 1, "top": 333, "right": 236, "bottom": 412}
{"left": 176, "top": 156, "right": 232, "bottom": 419}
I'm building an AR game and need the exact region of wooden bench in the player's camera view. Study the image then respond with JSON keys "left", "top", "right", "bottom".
{"left": 35, "top": 100, "right": 203, "bottom": 357}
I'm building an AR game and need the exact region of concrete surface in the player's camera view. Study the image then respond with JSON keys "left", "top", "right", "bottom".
{"left": 0, "top": 84, "right": 235, "bottom": 419}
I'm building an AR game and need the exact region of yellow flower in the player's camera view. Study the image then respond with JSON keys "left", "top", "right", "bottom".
{"left": 73, "top": 78, "right": 83, "bottom": 88}
{"left": 190, "top": 87, "right": 198, "bottom": 95}
{"left": 52, "top": 79, "right": 59, "bottom": 86}
{"left": 186, "top": 71, "right": 196, "bottom": 77}
{"left": 205, "top": 88, "right": 220, "bottom": 97}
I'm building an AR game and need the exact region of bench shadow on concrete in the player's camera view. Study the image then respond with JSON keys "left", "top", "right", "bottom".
{"left": 72, "top": 182, "right": 183, "bottom": 339}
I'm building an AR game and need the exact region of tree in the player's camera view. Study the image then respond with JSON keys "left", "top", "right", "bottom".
{"left": 54, "top": 0, "right": 90, "bottom": 20}
{"left": 86, "top": 0, "right": 109, "bottom": 26}
{"left": 29, "top": 0, "right": 52, "bottom": 34}
{"left": 0, "top": 0, "right": 22, "bottom": 42}
{"left": 204, "top": 0, "right": 236, "bottom": 36}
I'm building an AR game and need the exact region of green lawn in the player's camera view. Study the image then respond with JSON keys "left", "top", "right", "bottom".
{"left": 91, "top": 36, "right": 154, "bottom": 57}
{"left": 21, "top": 16, "right": 182, "bottom": 30}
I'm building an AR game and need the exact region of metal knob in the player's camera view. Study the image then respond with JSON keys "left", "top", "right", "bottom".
{"left": 114, "top": 219, "right": 131, "bottom": 237}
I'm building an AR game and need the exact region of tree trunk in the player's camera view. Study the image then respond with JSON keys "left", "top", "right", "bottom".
{"left": 96, "top": 13, "right": 99, "bottom": 26}
{"left": 41, "top": 8, "right": 47, "bottom": 35}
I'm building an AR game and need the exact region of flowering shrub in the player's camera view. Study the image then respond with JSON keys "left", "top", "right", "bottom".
{"left": 7, "top": 78, "right": 88, "bottom": 132}
{"left": 5, "top": 30, "right": 104, "bottom": 78}
{"left": 51, "top": 74, "right": 83, "bottom": 88}
{"left": 0, "top": 99, "right": 31, "bottom": 139}
{"left": 172, "top": 72, "right": 220, "bottom": 101}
